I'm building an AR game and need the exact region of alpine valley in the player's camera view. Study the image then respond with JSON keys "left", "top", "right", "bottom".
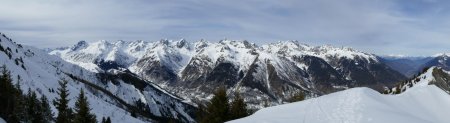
{"left": 3, "top": 31, "right": 450, "bottom": 122}
{"left": 47, "top": 38, "right": 409, "bottom": 109}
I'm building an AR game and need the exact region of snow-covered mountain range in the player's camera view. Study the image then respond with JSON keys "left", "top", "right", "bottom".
{"left": 4, "top": 31, "right": 450, "bottom": 123}
{"left": 48, "top": 39, "right": 406, "bottom": 108}
{"left": 229, "top": 67, "right": 450, "bottom": 123}
{"left": 0, "top": 33, "right": 196, "bottom": 122}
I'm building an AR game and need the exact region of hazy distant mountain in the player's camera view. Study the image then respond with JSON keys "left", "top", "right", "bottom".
{"left": 380, "top": 56, "right": 433, "bottom": 77}
{"left": 421, "top": 53, "right": 450, "bottom": 71}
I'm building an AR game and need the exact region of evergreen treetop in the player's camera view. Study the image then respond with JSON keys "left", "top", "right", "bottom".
{"left": 54, "top": 80, "right": 73, "bottom": 123}
{"left": 229, "top": 93, "right": 249, "bottom": 120}
{"left": 73, "top": 88, "right": 97, "bottom": 123}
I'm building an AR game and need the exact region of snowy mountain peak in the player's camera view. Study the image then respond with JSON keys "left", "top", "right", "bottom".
{"left": 72, "top": 40, "right": 88, "bottom": 50}
{"left": 153, "top": 39, "right": 192, "bottom": 50}
{"left": 433, "top": 53, "right": 450, "bottom": 57}
{"left": 218, "top": 40, "right": 257, "bottom": 49}
{"left": 194, "top": 39, "right": 209, "bottom": 50}
{"left": 114, "top": 40, "right": 126, "bottom": 46}
{"left": 270, "top": 40, "right": 310, "bottom": 49}
{"left": 313, "top": 44, "right": 370, "bottom": 57}
{"left": 53, "top": 39, "right": 378, "bottom": 65}
{"left": 158, "top": 39, "right": 170, "bottom": 46}
{"left": 263, "top": 41, "right": 377, "bottom": 63}
{"left": 76, "top": 40, "right": 88, "bottom": 45}
{"left": 176, "top": 39, "right": 188, "bottom": 48}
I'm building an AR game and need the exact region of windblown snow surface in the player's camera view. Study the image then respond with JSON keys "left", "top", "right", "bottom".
{"left": 230, "top": 84, "right": 450, "bottom": 123}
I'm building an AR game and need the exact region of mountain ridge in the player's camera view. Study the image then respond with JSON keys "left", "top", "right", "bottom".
{"left": 0, "top": 33, "right": 196, "bottom": 123}
{"left": 49, "top": 39, "right": 406, "bottom": 108}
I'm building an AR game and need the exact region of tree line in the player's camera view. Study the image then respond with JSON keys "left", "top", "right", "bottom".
{"left": 0, "top": 66, "right": 53, "bottom": 123}
{"left": 0, "top": 65, "right": 111, "bottom": 123}
{"left": 196, "top": 87, "right": 249, "bottom": 123}
{"left": 1, "top": 63, "right": 307, "bottom": 123}
{"left": 196, "top": 87, "right": 305, "bottom": 123}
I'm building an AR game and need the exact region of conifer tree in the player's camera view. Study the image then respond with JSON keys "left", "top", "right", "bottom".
{"left": 288, "top": 91, "right": 305, "bottom": 103}
{"left": 12, "top": 78, "right": 26, "bottom": 122}
{"left": 202, "top": 87, "right": 229, "bottom": 123}
{"left": 195, "top": 102, "right": 207, "bottom": 123}
{"left": 135, "top": 99, "right": 149, "bottom": 113}
{"left": 0, "top": 65, "right": 19, "bottom": 122}
{"left": 263, "top": 99, "right": 270, "bottom": 108}
{"left": 0, "top": 65, "right": 55, "bottom": 123}
{"left": 101, "top": 117, "right": 110, "bottom": 123}
{"left": 73, "top": 88, "right": 97, "bottom": 123}
{"left": 26, "top": 89, "right": 44, "bottom": 123}
{"left": 40, "top": 95, "right": 54, "bottom": 123}
{"left": 130, "top": 111, "right": 137, "bottom": 118}
{"left": 53, "top": 80, "right": 73, "bottom": 123}
{"left": 229, "top": 93, "right": 248, "bottom": 120}
{"left": 105, "top": 117, "right": 111, "bottom": 123}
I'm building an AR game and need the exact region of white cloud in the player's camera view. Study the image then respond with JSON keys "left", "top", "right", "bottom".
{"left": 0, "top": 0, "right": 450, "bottom": 56}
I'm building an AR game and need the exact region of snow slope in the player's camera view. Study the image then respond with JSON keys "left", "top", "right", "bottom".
{"left": 229, "top": 84, "right": 450, "bottom": 123}
{"left": 0, "top": 33, "right": 195, "bottom": 122}
{"left": 0, "top": 33, "right": 146, "bottom": 122}
{"left": 0, "top": 117, "right": 5, "bottom": 123}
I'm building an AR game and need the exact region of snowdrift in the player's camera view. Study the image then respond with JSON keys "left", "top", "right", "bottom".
{"left": 230, "top": 85, "right": 450, "bottom": 123}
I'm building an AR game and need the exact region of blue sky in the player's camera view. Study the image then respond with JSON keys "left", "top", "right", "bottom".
{"left": 1, "top": 0, "right": 450, "bottom": 56}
